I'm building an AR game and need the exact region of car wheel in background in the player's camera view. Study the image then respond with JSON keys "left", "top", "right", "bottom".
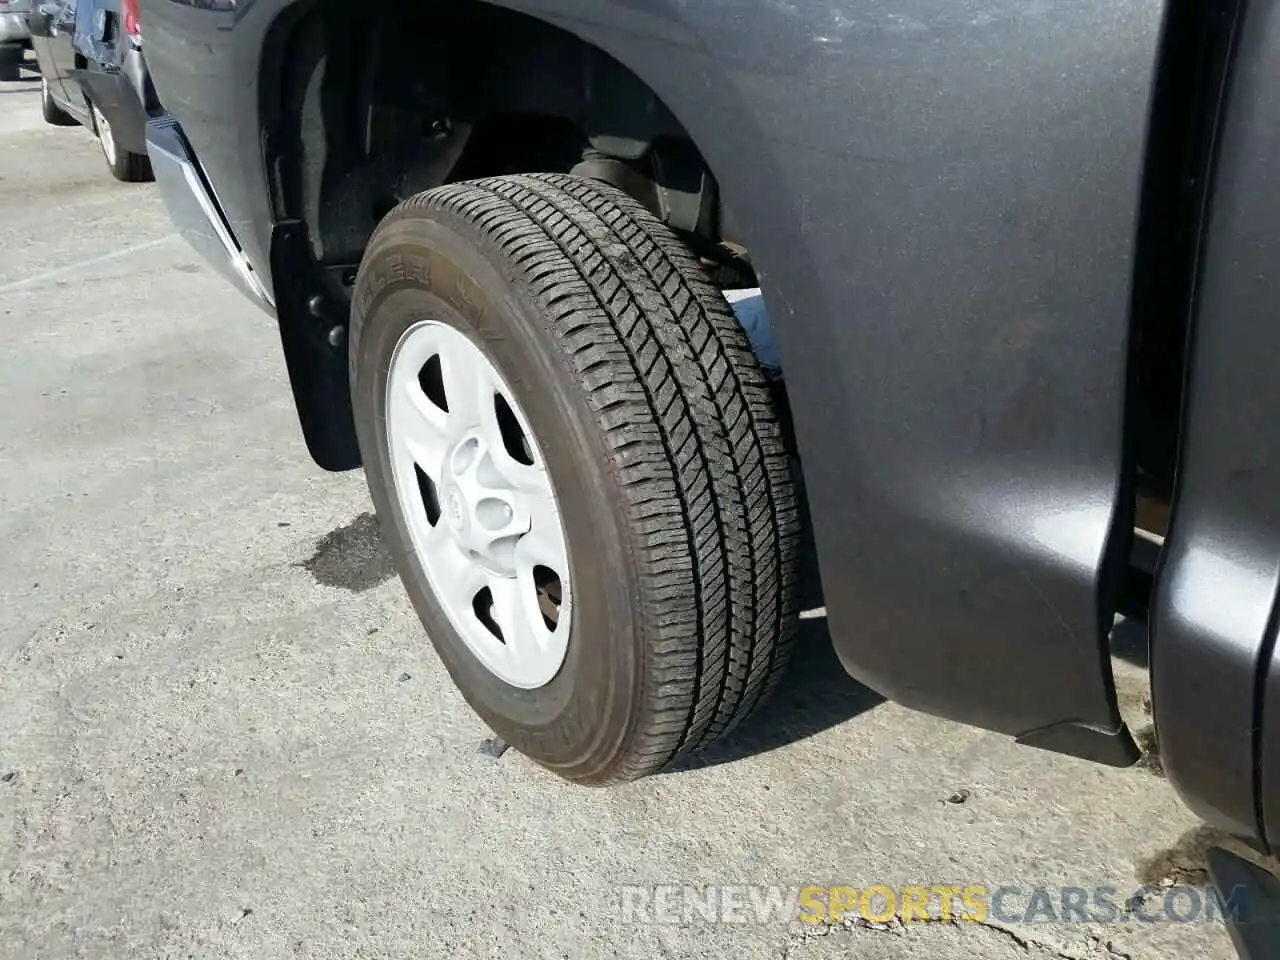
{"left": 91, "top": 103, "right": 152, "bottom": 183}
{"left": 41, "top": 77, "right": 76, "bottom": 126}
{"left": 350, "top": 173, "right": 801, "bottom": 784}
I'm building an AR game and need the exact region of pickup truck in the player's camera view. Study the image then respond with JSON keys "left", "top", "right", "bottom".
{"left": 137, "top": 0, "right": 1280, "bottom": 947}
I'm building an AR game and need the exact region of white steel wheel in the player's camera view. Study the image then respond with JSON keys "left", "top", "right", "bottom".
{"left": 385, "top": 319, "right": 571, "bottom": 689}
{"left": 92, "top": 104, "right": 117, "bottom": 166}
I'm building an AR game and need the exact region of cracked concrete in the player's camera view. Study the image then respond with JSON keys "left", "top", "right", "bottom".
{"left": 780, "top": 916, "right": 1138, "bottom": 960}
{"left": 0, "top": 74, "right": 1241, "bottom": 959}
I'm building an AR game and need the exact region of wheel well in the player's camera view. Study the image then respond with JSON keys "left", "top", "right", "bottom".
{"left": 257, "top": 0, "right": 759, "bottom": 471}
{"left": 260, "top": 0, "right": 748, "bottom": 299}
{"left": 1118, "top": 0, "right": 1242, "bottom": 616}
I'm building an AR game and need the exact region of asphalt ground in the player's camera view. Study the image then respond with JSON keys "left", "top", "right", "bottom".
{"left": 0, "top": 62, "right": 1243, "bottom": 959}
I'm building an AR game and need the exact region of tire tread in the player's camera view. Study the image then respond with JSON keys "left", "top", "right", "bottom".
{"left": 374, "top": 174, "right": 800, "bottom": 781}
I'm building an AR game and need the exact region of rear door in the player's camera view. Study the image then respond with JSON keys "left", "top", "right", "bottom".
{"left": 67, "top": 0, "right": 112, "bottom": 103}
{"left": 75, "top": 0, "right": 118, "bottom": 67}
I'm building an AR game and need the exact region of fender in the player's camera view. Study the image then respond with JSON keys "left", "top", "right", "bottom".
{"left": 488, "top": 0, "right": 1167, "bottom": 762}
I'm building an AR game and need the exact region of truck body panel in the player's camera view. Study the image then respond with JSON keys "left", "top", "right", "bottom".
{"left": 142, "top": 0, "right": 1280, "bottom": 844}
{"left": 1153, "top": 0, "right": 1280, "bottom": 848}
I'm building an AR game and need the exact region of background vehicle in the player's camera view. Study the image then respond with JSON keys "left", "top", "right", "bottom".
{"left": 29, "top": 0, "right": 152, "bottom": 181}
{"left": 137, "top": 0, "right": 1280, "bottom": 946}
{"left": 0, "top": 0, "right": 32, "bottom": 82}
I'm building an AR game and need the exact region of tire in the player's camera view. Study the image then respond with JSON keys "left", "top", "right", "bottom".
{"left": 350, "top": 173, "right": 800, "bottom": 783}
{"left": 40, "top": 77, "right": 76, "bottom": 126}
{"left": 91, "top": 103, "right": 153, "bottom": 183}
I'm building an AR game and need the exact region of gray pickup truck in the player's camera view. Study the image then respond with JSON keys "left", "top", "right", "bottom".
{"left": 137, "top": 0, "right": 1280, "bottom": 952}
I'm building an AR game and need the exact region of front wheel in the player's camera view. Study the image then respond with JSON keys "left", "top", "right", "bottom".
{"left": 350, "top": 174, "right": 801, "bottom": 783}
{"left": 91, "top": 103, "right": 152, "bottom": 183}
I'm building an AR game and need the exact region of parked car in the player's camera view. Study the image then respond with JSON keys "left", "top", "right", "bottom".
{"left": 138, "top": 0, "right": 1280, "bottom": 950}
{"left": 29, "top": 0, "right": 152, "bottom": 182}
{"left": 0, "top": 0, "right": 32, "bottom": 81}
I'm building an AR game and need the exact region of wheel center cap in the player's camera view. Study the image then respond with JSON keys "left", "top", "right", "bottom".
{"left": 445, "top": 487, "right": 467, "bottom": 534}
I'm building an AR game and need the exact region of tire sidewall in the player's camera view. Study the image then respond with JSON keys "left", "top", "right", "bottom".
{"left": 41, "top": 76, "right": 58, "bottom": 119}
{"left": 350, "top": 214, "right": 643, "bottom": 778}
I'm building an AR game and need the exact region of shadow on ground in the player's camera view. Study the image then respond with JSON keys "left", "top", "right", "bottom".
{"left": 1136, "top": 824, "right": 1264, "bottom": 887}
{"left": 672, "top": 513, "right": 886, "bottom": 772}
{"left": 303, "top": 503, "right": 884, "bottom": 769}
{"left": 671, "top": 616, "right": 885, "bottom": 773}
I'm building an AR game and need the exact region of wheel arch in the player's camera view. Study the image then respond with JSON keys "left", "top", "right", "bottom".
{"left": 253, "top": 0, "right": 814, "bottom": 471}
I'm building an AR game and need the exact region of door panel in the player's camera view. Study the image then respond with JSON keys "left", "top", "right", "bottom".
{"left": 71, "top": 0, "right": 107, "bottom": 69}
{"left": 48, "top": 0, "right": 78, "bottom": 103}
{"left": 28, "top": 1, "right": 69, "bottom": 102}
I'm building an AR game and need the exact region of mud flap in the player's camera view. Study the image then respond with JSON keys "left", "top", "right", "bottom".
{"left": 269, "top": 220, "right": 361, "bottom": 472}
